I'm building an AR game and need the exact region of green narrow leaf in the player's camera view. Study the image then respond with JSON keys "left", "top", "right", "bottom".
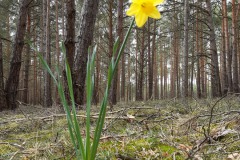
{"left": 90, "top": 18, "right": 134, "bottom": 160}
{"left": 112, "top": 37, "right": 119, "bottom": 57}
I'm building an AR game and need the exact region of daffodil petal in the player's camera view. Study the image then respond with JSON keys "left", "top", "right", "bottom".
{"left": 126, "top": 3, "right": 140, "bottom": 16}
{"left": 132, "top": 0, "right": 143, "bottom": 5}
{"left": 153, "top": 0, "right": 164, "bottom": 6}
{"left": 148, "top": 7, "right": 161, "bottom": 19}
{"left": 135, "top": 13, "right": 148, "bottom": 27}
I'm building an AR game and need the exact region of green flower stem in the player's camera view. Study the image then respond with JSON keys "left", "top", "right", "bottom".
{"left": 37, "top": 17, "right": 135, "bottom": 160}
{"left": 90, "top": 18, "right": 134, "bottom": 160}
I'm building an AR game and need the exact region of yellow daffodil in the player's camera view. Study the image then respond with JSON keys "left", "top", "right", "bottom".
{"left": 126, "top": 0, "right": 164, "bottom": 27}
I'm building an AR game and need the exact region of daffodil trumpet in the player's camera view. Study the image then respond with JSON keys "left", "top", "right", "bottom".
{"left": 126, "top": 0, "right": 164, "bottom": 27}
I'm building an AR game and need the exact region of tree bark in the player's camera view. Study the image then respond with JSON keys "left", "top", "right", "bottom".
{"left": 55, "top": 0, "right": 60, "bottom": 104}
{"left": 43, "top": 0, "right": 52, "bottom": 107}
{"left": 23, "top": 11, "right": 31, "bottom": 104}
{"left": 206, "top": 0, "right": 222, "bottom": 97}
{"left": 223, "top": 0, "right": 233, "bottom": 92}
{"left": 196, "top": 4, "right": 201, "bottom": 98}
{"left": 108, "top": 0, "right": 115, "bottom": 107}
{"left": 65, "top": 0, "right": 75, "bottom": 70}
{"left": 73, "top": 0, "right": 100, "bottom": 105}
{"left": 4, "top": 0, "right": 32, "bottom": 110}
{"left": 0, "top": 38, "right": 7, "bottom": 111}
{"left": 221, "top": 0, "right": 228, "bottom": 95}
{"left": 148, "top": 20, "right": 153, "bottom": 100}
{"left": 231, "top": 0, "right": 239, "bottom": 93}
{"left": 119, "top": 0, "right": 125, "bottom": 102}
{"left": 136, "top": 29, "right": 145, "bottom": 101}
{"left": 152, "top": 20, "right": 159, "bottom": 100}
{"left": 135, "top": 30, "right": 139, "bottom": 101}
{"left": 182, "top": 0, "right": 189, "bottom": 98}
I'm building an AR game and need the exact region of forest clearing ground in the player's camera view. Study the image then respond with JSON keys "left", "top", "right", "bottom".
{"left": 0, "top": 97, "right": 240, "bottom": 160}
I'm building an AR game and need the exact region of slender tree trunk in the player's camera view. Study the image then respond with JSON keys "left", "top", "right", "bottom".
{"left": 221, "top": 1, "right": 228, "bottom": 94}
{"left": 206, "top": 0, "right": 222, "bottom": 97}
{"left": 127, "top": 54, "right": 131, "bottom": 101}
{"left": 63, "top": 0, "right": 76, "bottom": 105}
{"left": 148, "top": 20, "right": 153, "bottom": 99}
{"left": 23, "top": 11, "right": 31, "bottom": 104}
{"left": 33, "top": 28, "right": 37, "bottom": 105}
{"left": 170, "top": 7, "right": 178, "bottom": 98}
{"left": 196, "top": 6, "right": 201, "bottom": 98}
{"left": 43, "top": 0, "right": 52, "bottom": 107}
{"left": 137, "top": 29, "right": 145, "bottom": 101}
{"left": 73, "top": 0, "right": 100, "bottom": 105}
{"left": 65, "top": 0, "right": 75, "bottom": 71}
{"left": 164, "top": 52, "right": 168, "bottom": 98}
{"left": 152, "top": 20, "right": 159, "bottom": 99}
{"left": 160, "top": 44, "right": 163, "bottom": 99}
{"left": 6, "top": 14, "right": 10, "bottom": 78}
{"left": 4, "top": 0, "right": 32, "bottom": 109}
{"left": 108, "top": 0, "right": 114, "bottom": 107}
{"left": 55, "top": 0, "right": 60, "bottom": 104}
{"left": 118, "top": 0, "right": 125, "bottom": 101}
{"left": 223, "top": 0, "right": 233, "bottom": 92}
{"left": 182, "top": 0, "right": 189, "bottom": 98}
{"left": 0, "top": 38, "right": 7, "bottom": 111}
{"left": 135, "top": 30, "right": 139, "bottom": 100}
{"left": 199, "top": 11, "right": 206, "bottom": 98}
{"left": 231, "top": 0, "right": 239, "bottom": 93}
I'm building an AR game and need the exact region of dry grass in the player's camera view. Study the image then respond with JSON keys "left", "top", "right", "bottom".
{"left": 0, "top": 97, "right": 239, "bottom": 160}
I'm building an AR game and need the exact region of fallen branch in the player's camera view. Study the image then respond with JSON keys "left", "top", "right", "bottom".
{"left": 0, "top": 114, "right": 136, "bottom": 125}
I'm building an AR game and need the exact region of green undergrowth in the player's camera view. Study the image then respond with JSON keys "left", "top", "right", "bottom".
{"left": 0, "top": 98, "right": 240, "bottom": 159}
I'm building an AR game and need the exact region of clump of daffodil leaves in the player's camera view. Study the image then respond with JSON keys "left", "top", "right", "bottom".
{"left": 36, "top": 0, "right": 163, "bottom": 160}
{"left": 127, "top": 0, "right": 164, "bottom": 27}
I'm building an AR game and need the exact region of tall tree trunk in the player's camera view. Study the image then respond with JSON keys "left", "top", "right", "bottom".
{"left": 160, "top": 44, "right": 163, "bottom": 99}
{"left": 231, "top": 0, "right": 239, "bottom": 93}
{"left": 93, "top": 44, "right": 100, "bottom": 104}
{"left": 63, "top": 0, "right": 76, "bottom": 105}
{"left": 23, "top": 11, "right": 31, "bottom": 104}
{"left": 0, "top": 38, "right": 7, "bottom": 111}
{"left": 223, "top": 0, "right": 233, "bottom": 92}
{"left": 43, "top": 0, "right": 52, "bottom": 107}
{"left": 4, "top": 0, "right": 32, "bottom": 110}
{"left": 6, "top": 14, "right": 10, "bottom": 78}
{"left": 73, "top": 0, "right": 100, "bottom": 105}
{"left": 127, "top": 54, "right": 131, "bottom": 101}
{"left": 182, "top": 0, "right": 189, "bottom": 98}
{"left": 221, "top": 0, "right": 228, "bottom": 94}
{"left": 164, "top": 50, "right": 168, "bottom": 98}
{"left": 108, "top": 0, "right": 115, "bottom": 107}
{"left": 55, "top": 0, "right": 60, "bottom": 104}
{"left": 199, "top": 10, "right": 206, "bottom": 98}
{"left": 137, "top": 29, "right": 145, "bottom": 101}
{"left": 152, "top": 20, "right": 159, "bottom": 99}
{"left": 148, "top": 20, "right": 153, "bottom": 99}
{"left": 135, "top": 30, "right": 139, "bottom": 100}
{"left": 170, "top": 7, "right": 179, "bottom": 98}
{"left": 65, "top": 0, "right": 75, "bottom": 71}
{"left": 33, "top": 27, "right": 37, "bottom": 105}
{"left": 196, "top": 5, "right": 201, "bottom": 98}
{"left": 118, "top": 0, "right": 124, "bottom": 102}
{"left": 206, "top": 0, "right": 222, "bottom": 97}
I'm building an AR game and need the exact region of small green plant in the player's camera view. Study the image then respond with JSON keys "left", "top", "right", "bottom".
{"left": 36, "top": 0, "right": 164, "bottom": 158}
{"left": 37, "top": 19, "right": 134, "bottom": 160}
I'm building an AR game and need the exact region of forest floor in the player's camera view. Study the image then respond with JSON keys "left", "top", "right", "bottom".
{"left": 0, "top": 96, "right": 240, "bottom": 160}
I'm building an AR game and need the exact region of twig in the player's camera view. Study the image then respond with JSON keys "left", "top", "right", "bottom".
{"left": 9, "top": 151, "right": 19, "bottom": 160}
